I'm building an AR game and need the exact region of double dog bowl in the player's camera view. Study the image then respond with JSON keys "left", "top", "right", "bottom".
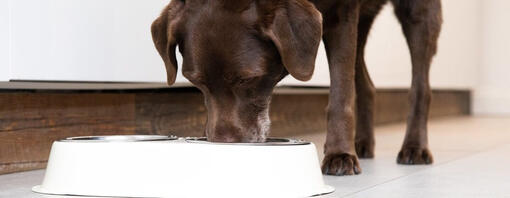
{"left": 33, "top": 135, "right": 334, "bottom": 198}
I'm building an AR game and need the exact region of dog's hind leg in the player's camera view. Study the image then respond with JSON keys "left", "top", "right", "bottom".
{"left": 354, "top": 0, "right": 387, "bottom": 159}
{"left": 391, "top": 0, "right": 442, "bottom": 164}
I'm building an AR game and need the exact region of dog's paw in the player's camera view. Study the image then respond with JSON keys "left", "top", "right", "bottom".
{"left": 397, "top": 147, "right": 434, "bottom": 165}
{"left": 322, "top": 153, "right": 362, "bottom": 176}
{"left": 355, "top": 140, "right": 375, "bottom": 159}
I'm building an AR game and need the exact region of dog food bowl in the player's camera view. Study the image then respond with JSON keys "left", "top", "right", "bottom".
{"left": 33, "top": 135, "right": 334, "bottom": 198}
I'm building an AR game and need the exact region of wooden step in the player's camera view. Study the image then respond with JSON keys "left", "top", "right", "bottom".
{"left": 0, "top": 87, "right": 470, "bottom": 175}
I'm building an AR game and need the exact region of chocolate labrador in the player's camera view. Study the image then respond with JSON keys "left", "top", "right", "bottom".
{"left": 151, "top": 0, "right": 442, "bottom": 176}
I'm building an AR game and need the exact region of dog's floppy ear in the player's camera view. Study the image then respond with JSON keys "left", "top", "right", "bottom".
{"left": 263, "top": 0, "right": 322, "bottom": 81}
{"left": 151, "top": 0, "right": 184, "bottom": 85}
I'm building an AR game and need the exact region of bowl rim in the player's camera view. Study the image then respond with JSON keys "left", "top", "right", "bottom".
{"left": 58, "top": 135, "right": 311, "bottom": 146}
{"left": 60, "top": 135, "right": 178, "bottom": 142}
{"left": 185, "top": 137, "right": 311, "bottom": 146}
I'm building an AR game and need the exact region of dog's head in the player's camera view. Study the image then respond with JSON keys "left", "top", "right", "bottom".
{"left": 152, "top": 0, "right": 322, "bottom": 142}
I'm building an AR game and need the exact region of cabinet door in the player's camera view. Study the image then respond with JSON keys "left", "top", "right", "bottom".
{"left": 0, "top": 0, "right": 9, "bottom": 81}
{"left": 9, "top": 0, "right": 188, "bottom": 83}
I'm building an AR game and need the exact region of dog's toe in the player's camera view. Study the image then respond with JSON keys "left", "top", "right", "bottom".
{"left": 322, "top": 153, "right": 362, "bottom": 176}
{"left": 397, "top": 147, "right": 434, "bottom": 165}
{"left": 355, "top": 140, "right": 375, "bottom": 159}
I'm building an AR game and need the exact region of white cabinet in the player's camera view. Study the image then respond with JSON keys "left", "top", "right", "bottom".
{"left": 0, "top": 0, "right": 9, "bottom": 81}
{"left": 5, "top": 0, "right": 174, "bottom": 83}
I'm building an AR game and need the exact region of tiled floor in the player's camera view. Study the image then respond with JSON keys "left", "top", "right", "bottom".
{"left": 1, "top": 116, "right": 510, "bottom": 198}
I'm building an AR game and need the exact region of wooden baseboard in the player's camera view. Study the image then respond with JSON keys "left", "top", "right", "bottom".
{"left": 0, "top": 87, "right": 470, "bottom": 175}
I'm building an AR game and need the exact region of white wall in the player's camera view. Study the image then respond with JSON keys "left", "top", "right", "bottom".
{"left": 0, "top": 0, "right": 10, "bottom": 81}
{"left": 369, "top": 0, "right": 482, "bottom": 89}
{"left": 474, "top": 0, "right": 510, "bottom": 115}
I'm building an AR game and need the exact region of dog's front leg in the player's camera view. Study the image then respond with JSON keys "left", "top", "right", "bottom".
{"left": 321, "top": 0, "right": 362, "bottom": 176}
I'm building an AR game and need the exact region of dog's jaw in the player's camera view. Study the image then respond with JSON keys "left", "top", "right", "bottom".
{"left": 256, "top": 107, "right": 271, "bottom": 142}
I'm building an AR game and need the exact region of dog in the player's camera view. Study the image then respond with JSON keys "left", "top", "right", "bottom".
{"left": 151, "top": 0, "right": 442, "bottom": 176}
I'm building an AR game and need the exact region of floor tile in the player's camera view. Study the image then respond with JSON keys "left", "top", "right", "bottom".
{"left": 346, "top": 144, "right": 510, "bottom": 198}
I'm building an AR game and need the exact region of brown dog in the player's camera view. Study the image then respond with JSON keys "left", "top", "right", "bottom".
{"left": 151, "top": 0, "right": 442, "bottom": 176}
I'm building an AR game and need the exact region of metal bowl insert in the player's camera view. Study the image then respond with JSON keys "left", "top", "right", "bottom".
{"left": 185, "top": 137, "right": 310, "bottom": 146}
{"left": 61, "top": 135, "right": 177, "bottom": 142}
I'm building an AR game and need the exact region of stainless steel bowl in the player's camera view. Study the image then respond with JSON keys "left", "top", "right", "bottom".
{"left": 185, "top": 137, "right": 310, "bottom": 146}
{"left": 61, "top": 135, "right": 177, "bottom": 142}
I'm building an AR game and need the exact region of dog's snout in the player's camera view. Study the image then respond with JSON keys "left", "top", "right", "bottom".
{"left": 207, "top": 121, "right": 244, "bottom": 143}
{"left": 204, "top": 98, "right": 269, "bottom": 143}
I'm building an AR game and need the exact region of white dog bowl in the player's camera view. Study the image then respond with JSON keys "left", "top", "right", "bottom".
{"left": 33, "top": 135, "right": 334, "bottom": 198}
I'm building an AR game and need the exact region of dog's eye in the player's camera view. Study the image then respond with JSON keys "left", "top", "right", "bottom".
{"left": 237, "top": 77, "right": 258, "bottom": 86}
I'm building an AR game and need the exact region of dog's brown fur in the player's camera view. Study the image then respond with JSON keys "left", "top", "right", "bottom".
{"left": 151, "top": 0, "right": 442, "bottom": 176}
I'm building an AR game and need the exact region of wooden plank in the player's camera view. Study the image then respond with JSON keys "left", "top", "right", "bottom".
{"left": 0, "top": 88, "right": 470, "bottom": 175}
{"left": 135, "top": 89, "right": 471, "bottom": 137}
{"left": 0, "top": 93, "right": 136, "bottom": 175}
{"left": 135, "top": 92, "right": 206, "bottom": 137}
{"left": 270, "top": 94, "right": 328, "bottom": 136}
{"left": 376, "top": 90, "right": 471, "bottom": 124}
